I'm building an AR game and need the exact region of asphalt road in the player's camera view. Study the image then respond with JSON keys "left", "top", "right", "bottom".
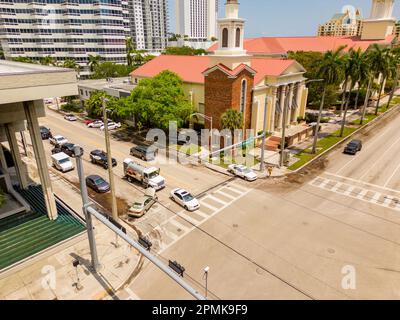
{"left": 119, "top": 106, "right": 400, "bottom": 300}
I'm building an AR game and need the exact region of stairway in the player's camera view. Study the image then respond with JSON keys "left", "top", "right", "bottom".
{"left": 0, "top": 185, "right": 85, "bottom": 271}
{"left": 267, "top": 136, "right": 281, "bottom": 151}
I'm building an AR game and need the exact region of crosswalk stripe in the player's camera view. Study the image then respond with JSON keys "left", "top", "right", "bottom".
{"left": 200, "top": 201, "right": 219, "bottom": 212}
{"left": 331, "top": 182, "right": 342, "bottom": 192}
{"left": 343, "top": 186, "right": 355, "bottom": 196}
{"left": 383, "top": 196, "right": 394, "bottom": 207}
{"left": 177, "top": 212, "right": 199, "bottom": 225}
{"left": 216, "top": 190, "right": 236, "bottom": 200}
{"left": 154, "top": 226, "right": 179, "bottom": 242}
{"left": 194, "top": 210, "right": 210, "bottom": 219}
{"left": 357, "top": 189, "right": 368, "bottom": 200}
{"left": 371, "top": 192, "right": 382, "bottom": 204}
{"left": 319, "top": 179, "right": 330, "bottom": 188}
{"left": 229, "top": 183, "right": 248, "bottom": 193}
{"left": 207, "top": 195, "right": 227, "bottom": 206}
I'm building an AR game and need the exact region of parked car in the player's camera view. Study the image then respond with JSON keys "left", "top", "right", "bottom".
{"left": 130, "top": 145, "right": 158, "bottom": 161}
{"left": 100, "top": 122, "right": 121, "bottom": 131}
{"left": 51, "top": 143, "right": 83, "bottom": 157}
{"left": 40, "top": 126, "right": 52, "bottom": 140}
{"left": 228, "top": 164, "right": 258, "bottom": 181}
{"left": 89, "top": 149, "right": 117, "bottom": 169}
{"left": 128, "top": 188, "right": 158, "bottom": 218}
{"left": 64, "top": 114, "right": 77, "bottom": 121}
{"left": 84, "top": 119, "right": 95, "bottom": 125}
{"left": 344, "top": 140, "right": 362, "bottom": 155}
{"left": 87, "top": 120, "right": 103, "bottom": 128}
{"left": 170, "top": 188, "right": 200, "bottom": 211}
{"left": 49, "top": 134, "right": 68, "bottom": 146}
{"left": 86, "top": 175, "right": 110, "bottom": 193}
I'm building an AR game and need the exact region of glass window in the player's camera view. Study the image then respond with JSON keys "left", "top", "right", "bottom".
{"left": 240, "top": 79, "right": 247, "bottom": 113}
{"left": 235, "top": 28, "right": 241, "bottom": 47}
{"left": 222, "top": 28, "right": 228, "bottom": 48}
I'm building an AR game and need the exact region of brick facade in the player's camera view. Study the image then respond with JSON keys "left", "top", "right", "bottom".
{"left": 204, "top": 68, "right": 254, "bottom": 132}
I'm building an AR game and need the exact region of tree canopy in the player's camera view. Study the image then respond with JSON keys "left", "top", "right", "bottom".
{"left": 90, "top": 61, "right": 134, "bottom": 79}
{"left": 163, "top": 46, "right": 208, "bottom": 56}
{"left": 119, "top": 70, "right": 193, "bottom": 130}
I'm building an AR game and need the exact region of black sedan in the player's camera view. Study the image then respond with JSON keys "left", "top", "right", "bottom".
{"left": 89, "top": 150, "right": 117, "bottom": 169}
{"left": 51, "top": 143, "right": 83, "bottom": 157}
{"left": 40, "top": 126, "right": 52, "bottom": 140}
{"left": 86, "top": 175, "right": 110, "bottom": 193}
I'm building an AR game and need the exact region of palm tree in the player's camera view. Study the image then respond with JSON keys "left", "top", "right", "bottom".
{"left": 340, "top": 49, "right": 364, "bottom": 137}
{"left": 220, "top": 109, "right": 244, "bottom": 154}
{"left": 87, "top": 54, "right": 101, "bottom": 72}
{"left": 125, "top": 37, "right": 135, "bottom": 67}
{"left": 311, "top": 46, "right": 345, "bottom": 154}
{"left": 63, "top": 58, "right": 81, "bottom": 78}
{"left": 385, "top": 48, "right": 400, "bottom": 110}
{"left": 353, "top": 51, "right": 370, "bottom": 110}
{"left": 368, "top": 44, "right": 391, "bottom": 115}
{"left": 339, "top": 50, "right": 350, "bottom": 116}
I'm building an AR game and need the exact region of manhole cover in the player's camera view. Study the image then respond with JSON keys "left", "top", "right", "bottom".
{"left": 233, "top": 224, "right": 239, "bottom": 228}
{"left": 153, "top": 205, "right": 159, "bottom": 209}
{"left": 177, "top": 228, "right": 182, "bottom": 232}
{"left": 302, "top": 221, "right": 309, "bottom": 226}
{"left": 327, "top": 248, "right": 336, "bottom": 254}
{"left": 256, "top": 268, "right": 263, "bottom": 275}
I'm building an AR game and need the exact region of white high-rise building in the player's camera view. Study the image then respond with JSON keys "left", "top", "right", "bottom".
{"left": 176, "top": 0, "right": 218, "bottom": 41}
{"left": 128, "top": 0, "right": 168, "bottom": 52}
{"left": 0, "top": 0, "right": 131, "bottom": 77}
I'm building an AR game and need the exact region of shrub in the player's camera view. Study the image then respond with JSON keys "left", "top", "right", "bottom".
{"left": 62, "top": 102, "right": 83, "bottom": 113}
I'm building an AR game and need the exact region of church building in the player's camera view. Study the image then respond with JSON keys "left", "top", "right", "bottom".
{"left": 131, "top": 0, "right": 397, "bottom": 146}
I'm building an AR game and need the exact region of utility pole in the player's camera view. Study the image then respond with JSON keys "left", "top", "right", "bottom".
{"left": 203, "top": 266, "right": 210, "bottom": 299}
{"left": 102, "top": 97, "right": 118, "bottom": 221}
{"left": 74, "top": 145, "right": 100, "bottom": 272}
{"left": 260, "top": 96, "right": 269, "bottom": 172}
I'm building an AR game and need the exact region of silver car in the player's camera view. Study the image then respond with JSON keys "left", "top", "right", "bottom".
{"left": 128, "top": 188, "right": 158, "bottom": 218}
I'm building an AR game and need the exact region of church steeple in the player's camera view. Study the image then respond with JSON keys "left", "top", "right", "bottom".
{"left": 361, "top": 0, "right": 396, "bottom": 40}
{"left": 211, "top": 0, "right": 250, "bottom": 69}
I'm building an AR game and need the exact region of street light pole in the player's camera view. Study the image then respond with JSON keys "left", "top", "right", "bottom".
{"left": 74, "top": 145, "right": 100, "bottom": 272}
{"left": 102, "top": 97, "right": 118, "bottom": 221}
{"left": 279, "top": 86, "right": 288, "bottom": 168}
{"left": 203, "top": 266, "right": 209, "bottom": 298}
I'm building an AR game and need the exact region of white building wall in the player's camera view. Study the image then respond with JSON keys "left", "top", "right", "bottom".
{"left": 176, "top": 0, "right": 218, "bottom": 41}
{"left": 0, "top": 0, "right": 130, "bottom": 76}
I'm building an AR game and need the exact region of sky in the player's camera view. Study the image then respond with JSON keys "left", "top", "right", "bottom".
{"left": 168, "top": 0, "right": 400, "bottom": 37}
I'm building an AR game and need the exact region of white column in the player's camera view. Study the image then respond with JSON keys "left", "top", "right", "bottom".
{"left": 269, "top": 88, "right": 278, "bottom": 132}
{"left": 286, "top": 83, "right": 294, "bottom": 127}
{"left": 294, "top": 82, "right": 303, "bottom": 122}
{"left": 24, "top": 101, "right": 58, "bottom": 220}
{"left": 277, "top": 85, "right": 287, "bottom": 130}
{"left": 5, "top": 124, "right": 29, "bottom": 189}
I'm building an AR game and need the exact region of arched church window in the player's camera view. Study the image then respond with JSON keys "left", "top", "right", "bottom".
{"left": 240, "top": 79, "right": 247, "bottom": 113}
{"left": 222, "top": 28, "right": 229, "bottom": 48}
{"left": 236, "top": 28, "right": 241, "bottom": 47}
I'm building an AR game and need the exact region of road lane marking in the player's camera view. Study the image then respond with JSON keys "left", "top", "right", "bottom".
{"left": 331, "top": 182, "right": 343, "bottom": 192}
{"left": 324, "top": 172, "right": 400, "bottom": 194}
{"left": 335, "top": 123, "right": 398, "bottom": 175}
{"left": 168, "top": 219, "right": 190, "bottom": 233}
{"left": 193, "top": 210, "right": 210, "bottom": 219}
{"left": 309, "top": 175, "right": 400, "bottom": 212}
{"left": 383, "top": 161, "right": 400, "bottom": 188}
{"left": 357, "top": 133, "right": 400, "bottom": 181}
{"left": 228, "top": 183, "right": 248, "bottom": 193}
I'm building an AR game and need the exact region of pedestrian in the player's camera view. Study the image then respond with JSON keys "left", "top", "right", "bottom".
{"left": 267, "top": 166, "right": 273, "bottom": 178}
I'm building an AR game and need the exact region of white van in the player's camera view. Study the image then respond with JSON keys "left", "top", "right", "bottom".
{"left": 51, "top": 152, "right": 74, "bottom": 172}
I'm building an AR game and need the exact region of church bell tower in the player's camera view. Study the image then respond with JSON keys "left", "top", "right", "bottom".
{"left": 209, "top": 0, "right": 251, "bottom": 70}
{"left": 361, "top": 0, "right": 396, "bottom": 40}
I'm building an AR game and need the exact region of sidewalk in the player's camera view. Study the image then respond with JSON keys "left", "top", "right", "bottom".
{"left": 0, "top": 160, "right": 140, "bottom": 300}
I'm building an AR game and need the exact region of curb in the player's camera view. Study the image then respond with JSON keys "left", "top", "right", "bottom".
{"left": 289, "top": 104, "right": 400, "bottom": 175}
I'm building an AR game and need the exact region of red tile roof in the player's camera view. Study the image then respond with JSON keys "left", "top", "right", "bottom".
{"left": 131, "top": 55, "right": 210, "bottom": 84}
{"left": 208, "top": 35, "right": 396, "bottom": 54}
{"left": 131, "top": 55, "right": 300, "bottom": 85}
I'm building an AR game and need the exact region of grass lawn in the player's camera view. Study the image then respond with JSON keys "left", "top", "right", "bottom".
{"left": 170, "top": 144, "right": 201, "bottom": 156}
{"left": 210, "top": 153, "right": 260, "bottom": 169}
{"left": 289, "top": 127, "right": 357, "bottom": 171}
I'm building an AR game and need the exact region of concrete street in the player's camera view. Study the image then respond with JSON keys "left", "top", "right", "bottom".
{"left": 116, "top": 106, "right": 400, "bottom": 300}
